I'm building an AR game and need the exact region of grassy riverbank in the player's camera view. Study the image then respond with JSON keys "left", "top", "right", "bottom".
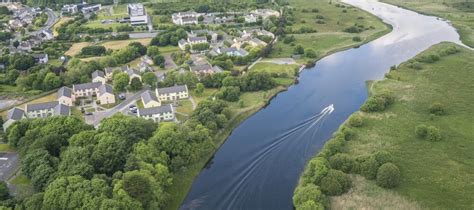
{"left": 297, "top": 43, "right": 474, "bottom": 209}
{"left": 381, "top": 0, "right": 474, "bottom": 48}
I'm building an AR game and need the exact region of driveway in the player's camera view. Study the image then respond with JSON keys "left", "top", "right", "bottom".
{"left": 164, "top": 54, "right": 177, "bottom": 69}
{"left": 0, "top": 153, "right": 19, "bottom": 181}
{"left": 91, "top": 89, "right": 148, "bottom": 127}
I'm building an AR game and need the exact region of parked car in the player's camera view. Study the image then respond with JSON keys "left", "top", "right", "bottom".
{"left": 129, "top": 105, "right": 137, "bottom": 111}
{"left": 85, "top": 112, "right": 93, "bottom": 116}
{"left": 119, "top": 93, "right": 126, "bottom": 100}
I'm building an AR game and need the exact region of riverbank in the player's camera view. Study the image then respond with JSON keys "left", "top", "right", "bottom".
{"left": 380, "top": 0, "right": 474, "bottom": 48}
{"left": 296, "top": 43, "right": 474, "bottom": 209}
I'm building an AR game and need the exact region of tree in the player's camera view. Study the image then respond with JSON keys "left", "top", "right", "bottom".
{"left": 142, "top": 72, "right": 158, "bottom": 88}
{"left": 129, "top": 77, "right": 143, "bottom": 91}
{"left": 153, "top": 55, "right": 165, "bottom": 66}
{"left": 218, "top": 86, "right": 240, "bottom": 101}
{"left": 195, "top": 83, "right": 204, "bottom": 96}
{"left": 80, "top": 46, "right": 106, "bottom": 56}
{"left": 376, "top": 163, "right": 400, "bottom": 188}
{"left": 294, "top": 45, "right": 305, "bottom": 55}
{"left": 426, "top": 126, "right": 441, "bottom": 141}
{"left": 305, "top": 49, "right": 317, "bottom": 58}
{"left": 146, "top": 46, "right": 160, "bottom": 57}
{"left": 359, "top": 156, "right": 379, "bottom": 180}
{"left": 43, "top": 72, "right": 61, "bottom": 90}
{"left": 329, "top": 153, "right": 354, "bottom": 173}
{"left": 13, "top": 40, "right": 19, "bottom": 48}
{"left": 113, "top": 72, "right": 130, "bottom": 92}
{"left": 128, "top": 42, "right": 147, "bottom": 56}
{"left": 122, "top": 170, "right": 154, "bottom": 208}
{"left": 320, "top": 169, "right": 351, "bottom": 196}
{"left": 415, "top": 124, "right": 428, "bottom": 138}
{"left": 348, "top": 114, "right": 364, "bottom": 127}
{"left": 293, "top": 184, "right": 324, "bottom": 208}
{"left": 302, "top": 157, "right": 329, "bottom": 185}
{"left": 0, "top": 181, "right": 9, "bottom": 200}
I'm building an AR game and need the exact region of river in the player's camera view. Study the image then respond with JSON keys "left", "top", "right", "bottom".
{"left": 181, "top": 0, "right": 463, "bottom": 209}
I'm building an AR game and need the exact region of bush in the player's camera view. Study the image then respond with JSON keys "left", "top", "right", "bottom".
{"left": 329, "top": 153, "right": 354, "bottom": 173}
{"left": 429, "top": 102, "right": 446, "bottom": 115}
{"left": 415, "top": 124, "right": 428, "bottom": 138}
{"left": 293, "top": 184, "right": 325, "bottom": 208}
{"left": 302, "top": 157, "right": 329, "bottom": 185}
{"left": 359, "top": 156, "right": 379, "bottom": 180}
{"left": 348, "top": 114, "right": 364, "bottom": 127}
{"left": 374, "top": 151, "right": 394, "bottom": 165}
{"left": 426, "top": 126, "right": 442, "bottom": 141}
{"left": 360, "top": 93, "right": 394, "bottom": 112}
{"left": 320, "top": 169, "right": 351, "bottom": 196}
{"left": 305, "top": 49, "right": 317, "bottom": 58}
{"left": 352, "top": 36, "right": 361, "bottom": 42}
{"left": 341, "top": 127, "right": 356, "bottom": 140}
{"left": 376, "top": 163, "right": 400, "bottom": 188}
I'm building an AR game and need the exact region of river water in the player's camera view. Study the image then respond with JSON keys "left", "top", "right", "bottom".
{"left": 181, "top": 0, "right": 463, "bottom": 209}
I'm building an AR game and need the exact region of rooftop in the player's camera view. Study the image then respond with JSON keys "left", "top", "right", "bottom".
{"left": 54, "top": 103, "right": 70, "bottom": 116}
{"left": 190, "top": 63, "right": 213, "bottom": 72}
{"left": 157, "top": 85, "right": 188, "bottom": 94}
{"left": 141, "top": 90, "right": 159, "bottom": 104}
{"left": 99, "top": 84, "right": 113, "bottom": 95}
{"left": 139, "top": 104, "right": 173, "bottom": 116}
{"left": 92, "top": 70, "right": 105, "bottom": 78}
{"left": 58, "top": 86, "right": 72, "bottom": 98}
{"left": 73, "top": 82, "right": 102, "bottom": 91}
{"left": 7, "top": 107, "right": 25, "bottom": 121}
{"left": 26, "top": 101, "right": 59, "bottom": 112}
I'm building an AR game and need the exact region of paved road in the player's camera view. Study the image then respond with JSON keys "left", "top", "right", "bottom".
{"left": 0, "top": 153, "right": 19, "bottom": 181}
{"left": 129, "top": 32, "right": 158, "bottom": 39}
{"left": 91, "top": 89, "right": 148, "bottom": 127}
{"left": 28, "top": 8, "right": 57, "bottom": 36}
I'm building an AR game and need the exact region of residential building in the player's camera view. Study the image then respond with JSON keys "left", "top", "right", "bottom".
{"left": 104, "top": 67, "right": 114, "bottom": 80}
{"left": 25, "top": 101, "right": 70, "bottom": 119}
{"left": 82, "top": 4, "right": 101, "bottom": 14}
{"left": 242, "top": 29, "right": 275, "bottom": 39}
{"left": 57, "top": 87, "right": 73, "bottom": 106}
{"left": 97, "top": 84, "right": 115, "bottom": 105}
{"left": 224, "top": 47, "right": 249, "bottom": 57}
{"left": 123, "top": 66, "right": 142, "bottom": 82}
{"left": 32, "top": 54, "right": 48, "bottom": 64}
{"left": 172, "top": 11, "right": 200, "bottom": 25}
{"left": 62, "top": 4, "right": 78, "bottom": 14}
{"left": 3, "top": 108, "right": 25, "bottom": 131}
{"left": 189, "top": 63, "right": 216, "bottom": 75}
{"left": 178, "top": 36, "right": 208, "bottom": 50}
{"left": 251, "top": 9, "right": 280, "bottom": 19}
{"left": 137, "top": 104, "right": 175, "bottom": 122}
{"left": 73, "top": 82, "right": 102, "bottom": 98}
{"left": 128, "top": 3, "right": 149, "bottom": 25}
{"left": 155, "top": 85, "right": 189, "bottom": 101}
{"left": 92, "top": 70, "right": 106, "bottom": 84}
{"left": 141, "top": 90, "right": 161, "bottom": 108}
{"left": 244, "top": 14, "right": 257, "bottom": 23}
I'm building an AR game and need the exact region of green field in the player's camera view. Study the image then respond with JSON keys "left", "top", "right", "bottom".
{"left": 307, "top": 43, "right": 474, "bottom": 209}
{"left": 381, "top": 0, "right": 474, "bottom": 48}
{"left": 270, "top": 0, "right": 390, "bottom": 60}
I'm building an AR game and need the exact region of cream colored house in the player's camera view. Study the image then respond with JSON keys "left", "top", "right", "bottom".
{"left": 92, "top": 70, "right": 107, "bottom": 84}
{"left": 73, "top": 82, "right": 102, "bottom": 98}
{"left": 97, "top": 84, "right": 115, "bottom": 105}
{"left": 137, "top": 104, "right": 175, "bottom": 122}
{"left": 25, "top": 101, "right": 70, "bottom": 119}
{"left": 141, "top": 90, "right": 161, "bottom": 108}
{"left": 57, "top": 87, "right": 73, "bottom": 106}
{"left": 155, "top": 85, "right": 189, "bottom": 101}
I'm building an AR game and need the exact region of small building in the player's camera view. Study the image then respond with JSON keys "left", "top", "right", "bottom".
{"left": 82, "top": 4, "right": 101, "bottom": 14}
{"left": 32, "top": 54, "right": 49, "bottom": 64}
{"left": 62, "top": 4, "right": 78, "bottom": 14}
{"left": 190, "top": 63, "right": 214, "bottom": 75}
{"left": 25, "top": 101, "right": 69, "bottom": 119}
{"left": 172, "top": 11, "right": 200, "bottom": 25}
{"left": 244, "top": 14, "right": 257, "bottom": 23}
{"left": 124, "top": 66, "right": 142, "bottom": 82}
{"left": 155, "top": 85, "right": 189, "bottom": 101}
{"left": 137, "top": 104, "right": 175, "bottom": 122}
{"left": 224, "top": 47, "right": 249, "bottom": 57}
{"left": 92, "top": 70, "right": 106, "bottom": 84}
{"left": 97, "top": 84, "right": 115, "bottom": 105}
{"left": 72, "top": 82, "right": 102, "bottom": 98}
{"left": 141, "top": 90, "right": 161, "bottom": 108}
{"left": 104, "top": 67, "right": 114, "bottom": 80}
{"left": 57, "top": 86, "right": 73, "bottom": 106}
{"left": 251, "top": 9, "right": 280, "bottom": 19}
{"left": 128, "top": 3, "right": 149, "bottom": 25}
{"left": 3, "top": 108, "right": 25, "bottom": 132}
{"left": 178, "top": 36, "right": 208, "bottom": 51}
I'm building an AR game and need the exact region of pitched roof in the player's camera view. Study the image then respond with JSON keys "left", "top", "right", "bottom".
{"left": 138, "top": 104, "right": 173, "bottom": 116}
{"left": 73, "top": 82, "right": 102, "bottom": 91}
{"left": 26, "top": 101, "right": 59, "bottom": 112}
{"left": 99, "top": 84, "right": 113, "bottom": 95}
{"left": 157, "top": 85, "right": 187, "bottom": 94}
{"left": 188, "top": 36, "right": 207, "bottom": 42}
{"left": 54, "top": 103, "right": 70, "bottom": 116}
{"left": 104, "top": 67, "right": 114, "bottom": 74}
{"left": 57, "top": 86, "right": 72, "bottom": 98}
{"left": 7, "top": 107, "right": 24, "bottom": 121}
{"left": 92, "top": 70, "right": 105, "bottom": 78}
{"left": 32, "top": 54, "right": 47, "bottom": 59}
{"left": 141, "top": 90, "right": 159, "bottom": 104}
{"left": 213, "top": 65, "right": 223, "bottom": 73}
{"left": 190, "top": 63, "right": 212, "bottom": 72}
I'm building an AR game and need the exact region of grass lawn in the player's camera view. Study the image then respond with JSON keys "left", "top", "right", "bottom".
{"left": 190, "top": 88, "right": 218, "bottom": 104}
{"left": 270, "top": 0, "right": 391, "bottom": 60}
{"left": 10, "top": 174, "right": 31, "bottom": 185}
{"left": 250, "top": 62, "right": 298, "bottom": 86}
{"left": 175, "top": 100, "right": 193, "bottom": 116}
{"left": 322, "top": 43, "right": 474, "bottom": 209}
{"left": 64, "top": 42, "right": 92, "bottom": 56}
{"left": 0, "top": 144, "right": 15, "bottom": 152}
{"left": 100, "top": 38, "right": 152, "bottom": 50}
{"left": 136, "top": 100, "right": 145, "bottom": 109}
{"left": 381, "top": 0, "right": 474, "bottom": 48}
{"left": 52, "top": 17, "right": 73, "bottom": 37}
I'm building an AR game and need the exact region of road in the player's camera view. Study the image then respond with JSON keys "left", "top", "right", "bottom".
{"left": 0, "top": 153, "right": 19, "bottom": 181}
{"left": 91, "top": 89, "right": 148, "bottom": 127}
{"left": 28, "top": 8, "right": 57, "bottom": 36}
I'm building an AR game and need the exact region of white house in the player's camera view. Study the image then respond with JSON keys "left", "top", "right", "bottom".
{"left": 62, "top": 4, "right": 78, "bottom": 14}
{"left": 189, "top": 63, "right": 215, "bottom": 75}
{"left": 155, "top": 85, "right": 189, "bottom": 101}
{"left": 72, "top": 82, "right": 102, "bottom": 98}
{"left": 3, "top": 107, "right": 25, "bottom": 132}
{"left": 178, "top": 36, "right": 208, "bottom": 50}
{"left": 57, "top": 86, "right": 73, "bottom": 106}
{"left": 141, "top": 90, "right": 161, "bottom": 108}
{"left": 244, "top": 14, "right": 257, "bottom": 23}
{"left": 128, "top": 3, "right": 149, "bottom": 25}
{"left": 32, "top": 54, "right": 49, "bottom": 64}
{"left": 25, "top": 101, "right": 70, "bottom": 119}
{"left": 82, "top": 4, "right": 101, "bottom": 14}
{"left": 172, "top": 11, "right": 200, "bottom": 25}
{"left": 137, "top": 104, "right": 175, "bottom": 122}
{"left": 92, "top": 70, "right": 106, "bottom": 84}
{"left": 97, "top": 84, "right": 115, "bottom": 105}
{"left": 123, "top": 66, "right": 142, "bottom": 82}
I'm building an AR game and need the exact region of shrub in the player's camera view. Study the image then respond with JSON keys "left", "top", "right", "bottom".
{"left": 341, "top": 127, "right": 356, "bottom": 140}
{"left": 360, "top": 93, "right": 394, "bottom": 112}
{"left": 426, "top": 126, "right": 442, "bottom": 141}
{"left": 320, "top": 170, "right": 351, "bottom": 196}
{"left": 348, "top": 114, "right": 364, "bottom": 127}
{"left": 293, "top": 184, "right": 325, "bottom": 208}
{"left": 417, "top": 54, "right": 440, "bottom": 63}
{"left": 318, "top": 135, "right": 345, "bottom": 158}
{"left": 429, "top": 102, "right": 446, "bottom": 115}
{"left": 302, "top": 157, "right": 329, "bottom": 185}
{"left": 415, "top": 124, "right": 428, "bottom": 138}
{"left": 376, "top": 163, "right": 400, "bottom": 188}
{"left": 352, "top": 36, "right": 361, "bottom": 42}
{"left": 374, "top": 151, "right": 393, "bottom": 165}
{"left": 329, "top": 153, "right": 354, "bottom": 173}
{"left": 359, "top": 156, "right": 379, "bottom": 180}
{"left": 305, "top": 49, "right": 317, "bottom": 58}
{"left": 298, "top": 200, "right": 324, "bottom": 210}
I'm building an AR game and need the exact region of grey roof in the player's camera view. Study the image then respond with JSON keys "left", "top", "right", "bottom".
{"left": 141, "top": 90, "right": 159, "bottom": 104}
{"left": 7, "top": 108, "right": 25, "bottom": 121}
{"left": 213, "top": 66, "right": 223, "bottom": 73}
{"left": 104, "top": 67, "right": 114, "bottom": 74}
{"left": 121, "top": 65, "right": 130, "bottom": 71}
{"left": 139, "top": 104, "right": 173, "bottom": 116}
{"left": 57, "top": 86, "right": 72, "bottom": 98}
{"left": 73, "top": 82, "right": 102, "bottom": 91}
{"left": 26, "top": 101, "right": 59, "bottom": 112}
{"left": 157, "top": 85, "right": 187, "bottom": 94}
{"left": 190, "top": 64, "right": 213, "bottom": 72}
{"left": 188, "top": 36, "right": 207, "bottom": 42}
{"left": 54, "top": 103, "right": 70, "bottom": 116}
{"left": 182, "top": 17, "right": 197, "bottom": 22}
{"left": 99, "top": 84, "right": 113, "bottom": 95}
{"left": 32, "top": 54, "right": 47, "bottom": 59}
{"left": 125, "top": 68, "right": 140, "bottom": 76}
{"left": 178, "top": 39, "right": 187, "bottom": 45}
{"left": 92, "top": 70, "right": 105, "bottom": 78}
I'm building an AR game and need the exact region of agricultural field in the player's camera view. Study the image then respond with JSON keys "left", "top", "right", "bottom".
{"left": 381, "top": 0, "right": 474, "bottom": 48}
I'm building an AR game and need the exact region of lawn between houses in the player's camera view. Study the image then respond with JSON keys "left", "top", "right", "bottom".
{"left": 311, "top": 43, "right": 474, "bottom": 209}
{"left": 381, "top": 0, "right": 474, "bottom": 48}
